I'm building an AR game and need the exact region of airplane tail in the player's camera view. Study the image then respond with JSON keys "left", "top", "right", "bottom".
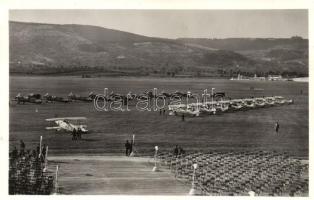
{"left": 79, "top": 125, "right": 88, "bottom": 133}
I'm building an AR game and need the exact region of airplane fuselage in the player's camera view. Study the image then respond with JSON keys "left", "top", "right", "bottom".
{"left": 55, "top": 120, "right": 88, "bottom": 133}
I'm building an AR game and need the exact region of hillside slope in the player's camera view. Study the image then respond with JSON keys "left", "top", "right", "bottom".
{"left": 10, "top": 21, "right": 308, "bottom": 77}
{"left": 178, "top": 37, "right": 308, "bottom": 76}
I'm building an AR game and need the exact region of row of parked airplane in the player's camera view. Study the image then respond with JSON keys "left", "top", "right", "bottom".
{"left": 43, "top": 95, "right": 293, "bottom": 134}
{"left": 12, "top": 92, "right": 97, "bottom": 104}
{"left": 168, "top": 96, "right": 294, "bottom": 117}
{"left": 12, "top": 90, "right": 226, "bottom": 105}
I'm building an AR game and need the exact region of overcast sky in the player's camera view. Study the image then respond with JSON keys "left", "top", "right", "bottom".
{"left": 9, "top": 9, "right": 308, "bottom": 39}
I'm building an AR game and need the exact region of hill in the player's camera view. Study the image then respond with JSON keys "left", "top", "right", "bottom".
{"left": 177, "top": 37, "right": 308, "bottom": 52}
{"left": 9, "top": 21, "right": 308, "bottom": 77}
{"left": 178, "top": 37, "right": 308, "bottom": 77}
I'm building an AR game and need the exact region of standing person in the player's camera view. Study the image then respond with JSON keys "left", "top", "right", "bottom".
{"left": 125, "top": 140, "right": 130, "bottom": 156}
{"left": 42, "top": 144, "right": 47, "bottom": 160}
{"left": 72, "top": 128, "right": 77, "bottom": 140}
{"left": 173, "top": 145, "right": 179, "bottom": 157}
{"left": 129, "top": 140, "right": 133, "bottom": 156}
{"left": 32, "top": 149, "right": 37, "bottom": 158}
{"left": 36, "top": 145, "right": 40, "bottom": 155}
{"left": 159, "top": 109, "right": 162, "bottom": 115}
{"left": 179, "top": 146, "right": 185, "bottom": 155}
{"left": 12, "top": 146, "right": 18, "bottom": 159}
{"left": 275, "top": 122, "right": 280, "bottom": 134}
{"left": 163, "top": 109, "right": 166, "bottom": 115}
{"left": 20, "top": 140, "right": 25, "bottom": 151}
{"left": 20, "top": 140, "right": 25, "bottom": 156}
{"left": 77, "top": 128, "right": 80, "bottom": 140}
{"left": 77, "top": 128, "right": 82, "bottom": 140}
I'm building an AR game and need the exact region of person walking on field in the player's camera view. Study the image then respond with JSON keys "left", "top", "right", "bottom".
{"left": 275, "top": 122, "right": 280, "bottom": 134}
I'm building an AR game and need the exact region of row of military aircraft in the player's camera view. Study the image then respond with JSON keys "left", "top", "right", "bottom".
{"left": 12, "top": 92, "right": 97, "bottom": 104}
{"left": 14, "top": 90, "right": 291, "bottom": 135}
{"left": 12, "top": 90, "right": 226, "bottom": 105}
{"left": 168, "top": 96, "right": 294, "bottom": 117}
{"left": 43, "top": 95, "right": 293, "bottom": 134}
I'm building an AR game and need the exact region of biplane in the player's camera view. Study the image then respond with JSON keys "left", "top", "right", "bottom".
{"left": 45, "top": 117, "right": 88, "bottom": 133}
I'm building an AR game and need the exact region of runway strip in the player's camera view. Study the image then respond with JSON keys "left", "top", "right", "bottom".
{"left": 48, "top": 156, "right": 190, "bottom": 195}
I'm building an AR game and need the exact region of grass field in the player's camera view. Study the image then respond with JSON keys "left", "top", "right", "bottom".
{"left": 9, "top": 76, "right": 308, "bottom": 157}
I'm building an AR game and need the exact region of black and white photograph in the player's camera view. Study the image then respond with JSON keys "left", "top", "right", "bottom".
{"left": 5, "top": 3, "right": 310, "bottom": 197}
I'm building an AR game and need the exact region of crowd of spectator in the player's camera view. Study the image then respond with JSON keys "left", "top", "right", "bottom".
{"left": 9, "top": 140, "right": 54, "bottom": 195}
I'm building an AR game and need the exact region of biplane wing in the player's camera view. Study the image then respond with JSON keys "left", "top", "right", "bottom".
{"left": 45, "top": 117, "right": 87, "bottom": 121}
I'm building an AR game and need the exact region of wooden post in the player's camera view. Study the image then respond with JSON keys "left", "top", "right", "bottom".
{"left": 189, "top": 163, "right": 198, "bottom": 195}
{"left": 130, "top": 134, "right": 135, "bottom": 157}
{"left": 175, "top": 157, "right": 178, "bottom": 178}
{"left": 43, "top": 146, "right": 48, "bottom": 172}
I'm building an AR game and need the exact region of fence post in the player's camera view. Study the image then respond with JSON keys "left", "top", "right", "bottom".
{"left": 54, "top": 165, "right": 59, "bottom": 194}
{"left": 39, "top": 136, "right": 42, "bottom": 158}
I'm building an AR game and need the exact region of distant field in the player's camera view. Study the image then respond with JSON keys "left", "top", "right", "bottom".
{"left": 9, "top": 76, "right": 308, "bottom": 157}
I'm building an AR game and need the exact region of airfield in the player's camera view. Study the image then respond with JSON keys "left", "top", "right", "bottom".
{"left": 9, "top": 75, "right": 308, "bottom": 195}
{"left": 9, "top": 76, "right": 308, "bottom": 157}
